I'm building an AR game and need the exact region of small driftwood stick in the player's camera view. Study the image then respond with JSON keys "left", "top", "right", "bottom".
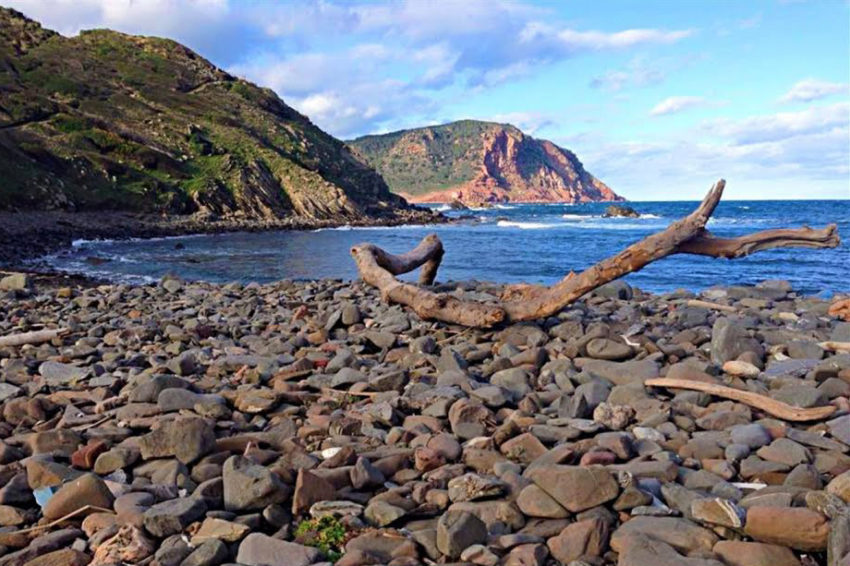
{"left": 685, "top": 299, "right": 737, "bottom": 312}
{"left": 9, "top": 505, "right": 114, "bottom": 535}
{"left": 820, "top": 341, "right": 850, "bottom": 352}
{"left": 352, "top": 180, "right": 841, "bottom": 327}
{"left": 646, "top": 378, "right": 837, "bottom": 422}
{"left": 0, "top": 328, "right": 69, "bottom": 348}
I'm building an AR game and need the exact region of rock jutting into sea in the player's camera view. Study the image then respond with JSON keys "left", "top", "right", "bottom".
{"left": 0, "top": 275, "right": 849, "bottom": 566}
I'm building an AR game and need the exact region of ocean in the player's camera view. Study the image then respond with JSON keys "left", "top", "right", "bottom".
{"left": 42, "top": 200, "right": 850, "bottom": 294}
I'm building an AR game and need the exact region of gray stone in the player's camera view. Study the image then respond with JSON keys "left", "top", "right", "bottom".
{"left": 129, "top": 375, "right": 190, "bottom": 403}
{"left": 711, "top": 318, "right": 762, "bottom": 365}
{"left": 490, "top": 367, "right": 531, "bottom": 401}
{"left": 730, "top": 424, "right": 773, "bottom": 449}
{"left": 138, "top": 417, "right": 216, "bottom": 464}
{"left": 38, "top": 361, "right": 88, "bottom": 386}
{"left": 143, "top": 497, "right": 207, "bottom": 537}
{"left": 223, "top": 455, "right": 291, "bottom": 512}
{"left": 180, "top": 539, "right": 228, "bottom": 566}
{"left": 437, "top": 509, "right": 487, "bottom": 559}
{"left": 236, "top": 533, "right": 321, "bottom": 566}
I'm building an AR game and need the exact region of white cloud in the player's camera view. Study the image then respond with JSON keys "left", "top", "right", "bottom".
{"left": 566, "top": 102, "right": 850, "bottom": 199}
{"left": 650, "top": 96, "right": 713, "bottom": 116}
{"left": 555, "top": 28, "right": 693, "bottom": 50}
{"left": 590, "top": 57, "right": 667, "bottom": 92}
{"left": 518, "top": 23, "right": 693, "bottom": 51}
{"left": 477, "top": 112, "right": 556, "bottom": 135}
{"left": 6, "top": 0, "right": 694, "bottom": 138}
{"left": 779, "top": 79, "right": 849, "bottom": 103}
{"left": 706, "top": 101, "right": 849, "bottom": 144}
{"left": 738, "top": 13, "right": 762, "bottom": 30}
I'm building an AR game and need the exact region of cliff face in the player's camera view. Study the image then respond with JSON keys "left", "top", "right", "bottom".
{"left": 349, "top": 120, "right": 623, "bottom": 204}
{"left": 0, "top": 8, "right": 413, "bottom": 221}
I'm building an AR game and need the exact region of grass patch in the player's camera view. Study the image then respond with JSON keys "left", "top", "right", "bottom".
{"left": 293, "top": 516, "right": 349, "bottom": 562}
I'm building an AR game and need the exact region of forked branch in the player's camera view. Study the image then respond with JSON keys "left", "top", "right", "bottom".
{"left": 351, "top": 180, "right": 840, "bottom": 327}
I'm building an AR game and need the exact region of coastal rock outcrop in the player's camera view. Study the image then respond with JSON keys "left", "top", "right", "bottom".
{"left": 349, "top": 119, "right": 624, "bottom": 204}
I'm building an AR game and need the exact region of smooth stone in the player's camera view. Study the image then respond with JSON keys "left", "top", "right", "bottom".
{"left": 611, "top": 517, "right": 718, "bottom": 555}
{"left": 525, "top": 466, "right": 619, "bottom": 513}
{"left": 43, "top": 473, "right": 114, "bottom": 521}
{"left": 236, "top": 533, "right": 321, "bottom": 566}
{"left": 137, "top": 417, "right": 216, "bottom": 464}
{"left": 743, "top": 506, "right": 829, "bottom": 551}
{"left": 437, "top": 509, "right": 487, "bottom": 559}
{"left": 713, "top": 540, "right": 801, "bottom": 566}
{"left": 142, "top": 497, "right": 207, "bottom": 538}
{"left": 223, "top": 456, "right": 290, "bottom": 512}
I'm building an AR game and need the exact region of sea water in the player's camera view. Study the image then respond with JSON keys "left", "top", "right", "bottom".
{"left": 42, "top": 200, "right": 850, "bottom": 294}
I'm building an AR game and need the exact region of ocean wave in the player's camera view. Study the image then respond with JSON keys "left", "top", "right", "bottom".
{"left": 496, "top": 220, "right": 558, "bottom": 229}
{"left": 41, "top": 260, "right": 159, "bottom": 285}
{"left": 71, "top": 233, "right": 207, "bottom": 247}
{"left": 561, "top": 213, "right": 662, "bottom": 221}
{"left": 311, "top": 224, "right": 430, "bottom": 233}
{"left": 707, "top": 217, "right": 771, "bottom": 225}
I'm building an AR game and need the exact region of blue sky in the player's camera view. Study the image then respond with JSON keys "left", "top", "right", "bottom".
{"left": 6, "top": 0, "right": 849, "bottom": 200}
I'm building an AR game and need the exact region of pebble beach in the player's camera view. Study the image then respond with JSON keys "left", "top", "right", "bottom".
{"left": 1, "top": 272, "right": 849, "bottom": 566}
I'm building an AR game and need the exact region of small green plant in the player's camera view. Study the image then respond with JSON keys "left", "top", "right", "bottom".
{"left": 294, "top": 516, "right": 348, "bottom": 562}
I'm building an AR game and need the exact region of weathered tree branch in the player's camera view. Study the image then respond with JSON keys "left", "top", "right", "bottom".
{"left": 0, "top": 328, "right": 69, "bottom": 348}
{"left": 351, "top": 179, "right": 841, "bottom": 327}
{"left": 645, "top": 378, "right": 837, "bottom": 421}
{"left": 678, "top": 225, "right": 839, "bottom": 258}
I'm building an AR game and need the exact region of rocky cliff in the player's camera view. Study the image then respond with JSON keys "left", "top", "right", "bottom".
{"left": 348, "top": 120, "right": 623, "bottom": 204}
{"left": 0, "top": 8, "right": 418, "bottom": 222}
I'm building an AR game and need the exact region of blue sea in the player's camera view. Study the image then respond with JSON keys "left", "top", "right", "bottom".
{"left": 43, "top": 200, "right": 850, "bottom": 294}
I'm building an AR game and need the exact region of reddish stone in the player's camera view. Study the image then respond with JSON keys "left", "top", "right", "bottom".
{"left": 580, "top": 450, "right": 616, "bottom": 466}
{"left": 414, "top": 446, "right": 445, "bottom": 472}
{"left": 71, "top": 440, "right": 108, "bottom": 470}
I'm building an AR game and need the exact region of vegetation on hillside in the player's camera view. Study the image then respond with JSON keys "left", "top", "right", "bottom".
{"left": 0, "top": 8, "right": 408, "bottom": 220}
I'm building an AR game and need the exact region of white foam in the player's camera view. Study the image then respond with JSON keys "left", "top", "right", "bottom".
{"left": 311, "top": 224, "right": 430, "bottom": 233}
{"left": 496, "top": 220, "right": 557, "bottom": 229}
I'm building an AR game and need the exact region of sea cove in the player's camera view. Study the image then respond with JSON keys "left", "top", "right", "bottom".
{"left": 45, "top": 200, "right": 850, "bottom": 293}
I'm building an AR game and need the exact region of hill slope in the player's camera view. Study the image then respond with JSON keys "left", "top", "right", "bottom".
{"left": 349, "top": 120, "right": 623, "bottom": 204}
{"left": 0, "top": 8, "right": 415, "bottom": 221}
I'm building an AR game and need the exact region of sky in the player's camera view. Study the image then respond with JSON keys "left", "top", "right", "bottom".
{"left": 5, "top": 0, "right": 850, "bottom": 200}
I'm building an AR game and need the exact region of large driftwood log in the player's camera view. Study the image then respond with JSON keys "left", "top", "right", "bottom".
{"left": 351, "top": 180, "right": 840, "bottom": 327}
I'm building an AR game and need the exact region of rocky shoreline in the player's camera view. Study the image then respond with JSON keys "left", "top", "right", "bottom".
{"left": 1, "top": 275, "right": 850, "bottom": 566}
{"left": 0, "top": 208, "right": 443, "bottom": 270}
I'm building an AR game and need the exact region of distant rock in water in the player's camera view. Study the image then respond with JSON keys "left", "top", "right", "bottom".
{"left": 348, "top": 120, "right": 624, "bottom": 205}
{"left": 449, "top": 199, "right": 469, "bottom": 210}
{"left": 0, "top": 8, "right": 418, "bottom": 223}
{"left": 603, "top": 204, "right": 640, "bottom": 218}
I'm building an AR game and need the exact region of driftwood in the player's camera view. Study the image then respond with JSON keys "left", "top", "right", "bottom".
{"left": 645, "top": 378, "right": 837, "bottom": 422}
{"left": 8, "top": 505, "right": 114, "bottom": 536}
{"left": 0, "top": 328, "right": 69, "bottom": 348}
{"left": 351, "top": 180, "right": 840, "bottom": 327}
